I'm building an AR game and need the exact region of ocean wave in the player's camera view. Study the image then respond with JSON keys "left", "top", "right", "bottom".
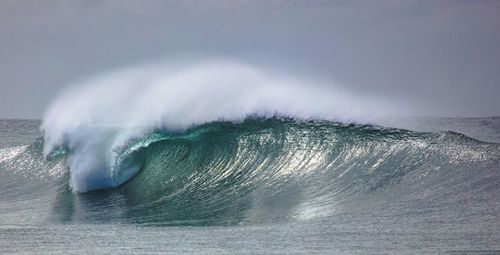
{"left": 1, "top": 117, "right": 498, "bottom": 225}
{"left": 41, "top": 60, "right": 406, "bottom": 192}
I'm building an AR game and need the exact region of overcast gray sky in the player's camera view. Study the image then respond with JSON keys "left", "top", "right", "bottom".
{"left": 1, "top": 0, "right": 499, "bottom": 118}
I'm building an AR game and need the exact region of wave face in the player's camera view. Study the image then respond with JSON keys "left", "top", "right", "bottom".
{"left": 41, "top": 60, "right": 405, "bottom": 192}
{"left": 36, "top": 118, "right": 499, "bottom": 225}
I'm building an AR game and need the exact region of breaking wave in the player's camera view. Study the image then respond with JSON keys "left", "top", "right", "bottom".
{"left": 40, "top": 60, "right": 404, "bottom": 192}
{"left": 2, "top": 118, "right": 499, "bottom": 225}
{"left": 10, "top": 60, "right": 494, "bottom": 226}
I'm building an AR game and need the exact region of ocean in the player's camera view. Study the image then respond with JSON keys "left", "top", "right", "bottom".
{"left": 1, "top": 117, "right": 499, "bottom": 254}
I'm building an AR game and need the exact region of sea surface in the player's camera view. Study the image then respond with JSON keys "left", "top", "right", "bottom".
{"left": 1, "top": 117, "right": 500, "bottom": 254}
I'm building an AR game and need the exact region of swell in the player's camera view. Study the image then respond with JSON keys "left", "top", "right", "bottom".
{"left": 50, "top": 119, "right": 500, "bottom": 225}
{"left": 2, "top": 118, "right": 500, "bottom": 225}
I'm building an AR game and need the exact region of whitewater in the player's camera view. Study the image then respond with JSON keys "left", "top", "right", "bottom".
{"left": 1, "top": 61, "right": 499, "bottom": 254}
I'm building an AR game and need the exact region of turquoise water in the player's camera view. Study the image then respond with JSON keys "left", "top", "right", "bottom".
{"left": 1, "top": 118, "right": 500, "bottom": 254}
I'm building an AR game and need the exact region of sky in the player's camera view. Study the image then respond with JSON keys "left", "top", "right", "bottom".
{"left": 1, "top": 0, "right": 499, "bottom": 119}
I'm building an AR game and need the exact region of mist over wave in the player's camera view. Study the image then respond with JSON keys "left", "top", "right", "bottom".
{"left": 41, "top": 60, "right": 404, "bottom": 192}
